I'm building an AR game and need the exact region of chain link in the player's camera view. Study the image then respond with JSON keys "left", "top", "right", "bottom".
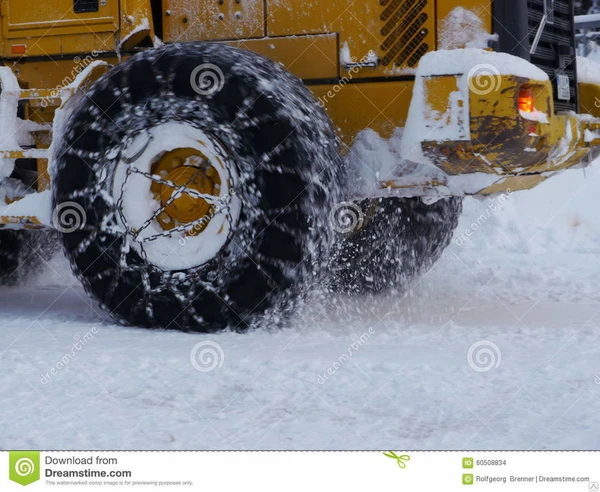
{"left": 128, "top": 167, "right": 221, "bottom": 202}
{"left": 118, "top": 166, "right": 237, "bottom": 244}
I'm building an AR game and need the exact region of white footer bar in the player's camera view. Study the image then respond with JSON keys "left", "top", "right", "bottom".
{"left": 2, "top": 451, "right": 600, "bottom": 491}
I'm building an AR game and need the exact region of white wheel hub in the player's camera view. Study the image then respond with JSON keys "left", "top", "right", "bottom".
{"left": 112, "top": 122, "right": 242, "bottom": 271}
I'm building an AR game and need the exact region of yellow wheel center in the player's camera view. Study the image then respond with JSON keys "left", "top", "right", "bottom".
{"left": 161, "top": 166, "right": 215, "bottom": 223}
{"left": 150, "top": 148, "right": 222, "bottom": 234}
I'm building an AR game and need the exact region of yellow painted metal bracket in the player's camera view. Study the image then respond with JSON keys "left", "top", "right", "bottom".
{"left": 120, "top": 0, "right": 155, "bottom": 50}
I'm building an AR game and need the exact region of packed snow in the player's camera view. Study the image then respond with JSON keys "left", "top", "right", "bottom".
{"left": 438, "top": 7, "right": 498, "bottom": 51}
{"left": 577, "top": 55, "right": 600, "bottom": 84}
{"left": 1, "top": 157, "right": 600, "bottom": 450}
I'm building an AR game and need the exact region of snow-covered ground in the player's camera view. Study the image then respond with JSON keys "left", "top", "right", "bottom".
{"left": 1, "top": 161, "right": 600, "bottom": 451}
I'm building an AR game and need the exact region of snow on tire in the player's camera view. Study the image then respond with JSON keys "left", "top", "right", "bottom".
{"left": 53, "top": 42, "right": 341, "bottom": 333}
{"left": 329, "top": 197, "right": 463, "bottom": 295}
{"left": 0, "top": 230, "right": 60, "bottom": 285}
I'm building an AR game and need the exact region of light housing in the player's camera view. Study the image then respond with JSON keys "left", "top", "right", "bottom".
{"left": 519, "top": 88, "right": 534, "bottom": 113}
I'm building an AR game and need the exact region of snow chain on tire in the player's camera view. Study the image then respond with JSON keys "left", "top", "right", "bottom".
{"left": 53, "top": 42, "right": 342, "bottom": 333}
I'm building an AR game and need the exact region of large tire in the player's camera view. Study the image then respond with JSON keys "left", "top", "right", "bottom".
{"left": 329, "top": 197, "right": 463, "bottom": 295}
{"left": 53, "top": 43, "right": 340, "bottom": 333}
{"left": 0, "top": 230, "right": 23, "bottom": 285}
{"left": 0, "top": 230, "right": 60, "bottom": 285}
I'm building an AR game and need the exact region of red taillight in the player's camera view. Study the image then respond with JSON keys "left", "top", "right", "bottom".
{"left": 519, "top": 88, "right": 534, "bottom": 113}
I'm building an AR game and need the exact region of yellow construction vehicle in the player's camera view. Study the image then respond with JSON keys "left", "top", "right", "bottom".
{"left": 0, "top": 0, "right": 598, "bottom": 331}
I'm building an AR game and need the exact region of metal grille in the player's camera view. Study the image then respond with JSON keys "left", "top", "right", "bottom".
{"left": 528, "top": 0, "right": 578, "bottom": 113}
{"left": 380, "top": 0, "right": 429, "bottom": 68}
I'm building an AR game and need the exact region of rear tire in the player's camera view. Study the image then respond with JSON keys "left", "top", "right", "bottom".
{"left": 53, "top": 42, "right": 340, "bottom": 333}
{"left": 329, "top": 197, "right": 463, "bottom": 295}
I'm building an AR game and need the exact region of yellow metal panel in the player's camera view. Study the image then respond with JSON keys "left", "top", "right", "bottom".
{"left": 579, "top": 83, "right": 600, "bottom": 117}
{"left": 3, "top": 0, "right": 118, "bottom": 38}
{"left": 163, "top": 0, "right": 265, "bottom": 42}
{"left": 6, "top": 56, "right": 117, "bottom": 90}
{"left": 64, "top": 32, "right": 115, "bottom": 53}
{"left": 266, "top": 0, "right": 435, "bottom": 79}
{"left": 2, "top": 32, "right": 116, "bottom": 58}
{"left": 1, "top": 0, "right": 117, "bottom": 57}
{"left": 1, "top": 34, "right": 59, "bottom": 58}
{"left": 423, "top": 76, "right": 461, "bottom": 121}
{"left": 309, "top": 80, "right": 415, "bottom": 144}
{"left": 228, "top": 34, "right": 338, "bottom": 81}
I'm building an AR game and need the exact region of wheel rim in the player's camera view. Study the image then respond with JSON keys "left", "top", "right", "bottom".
{"left": 152, "top": 148, "right": 222, "bottom": 233}
{"left": 112, "top": 122, "right": 242, "bottom": 271}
